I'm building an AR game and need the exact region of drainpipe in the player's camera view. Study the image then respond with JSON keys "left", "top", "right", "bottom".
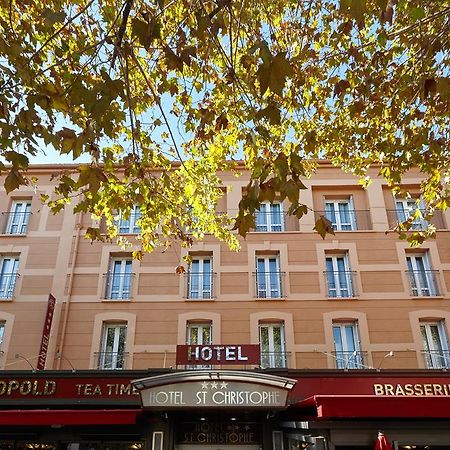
{"left": 56, "top": 213, "right": 83, "bottom": 369}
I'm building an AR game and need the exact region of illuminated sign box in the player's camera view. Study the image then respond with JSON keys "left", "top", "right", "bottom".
{"left": 176, "top": 344, "right": 260, "bottom": 366}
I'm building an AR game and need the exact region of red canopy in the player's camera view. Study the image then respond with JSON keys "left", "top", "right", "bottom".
{"left": 0, "top": 409, "right": 142, "bottom": 426}
{"left": 293, "top": 395, "right": 450, "bottom": 419}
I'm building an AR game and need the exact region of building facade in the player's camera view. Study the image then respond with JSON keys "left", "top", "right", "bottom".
{"left": 1, "top": 162, "right": 450, "bottom": 450}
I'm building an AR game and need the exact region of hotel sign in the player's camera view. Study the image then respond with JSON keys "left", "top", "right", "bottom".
{"left": 140, "top": 380, "right": 287, "bottom": 409}
{"left": 37, "top": 294, "right": 56, "bottom": 370}
{"left": 134, "top": 371, "right": 297, "bottom": 410}
{"left": 178, "top": 422, "right": 260, "bottom": 445}
{"left": 176, "top": 345, "right": 260, "bottom": 366}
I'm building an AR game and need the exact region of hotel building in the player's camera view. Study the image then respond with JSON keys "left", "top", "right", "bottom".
{"left": 0, "top": 162, "right": 450, "bottom": 450}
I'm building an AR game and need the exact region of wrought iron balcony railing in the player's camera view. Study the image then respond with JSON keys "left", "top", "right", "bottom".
{"left": 1, "top": 212, "right": 31, "bottom": 234}
{"left": 95, "top": 351, "right": 128, "bottom": 370}
{"left": 260, "top": 351, "right": 290, "bottom": 369}
{"left": 0, "top": 273, "right": 20, "bottom": 299}
{"left": 254, "top": 211, "right": 286, "bottom": 232}
{"left": 406, "top": 270, "right": 440, "bottom": 296}
{"left": 324, "top": 271, "right": 357, "bottom": 298}
{"left": 253, "top": 271, "right": 285, "bottom": 299}
{"left": 387, "top": 209, "right": 446, "bottom": 230}
{"left": 103, "top": 273, "right": 135, "bottom": 300}
{"left": 332, "top": 351, "right": 367, "bottom": 369}
{"left": 422, "top": 350, "right": 450, "bottom": 369}
{"left": 184, "top": 271, "right": 216, "bottom": 299}
{"left": 314, "top": 210, "right": 372, "bottom": 231}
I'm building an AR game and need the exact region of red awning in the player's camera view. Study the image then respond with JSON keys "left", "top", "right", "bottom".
{"left": 293, "top": 395, "right": 450, "bottom": 419}
{"left": 0, "top": 409, "right": 142, "bottom": 426}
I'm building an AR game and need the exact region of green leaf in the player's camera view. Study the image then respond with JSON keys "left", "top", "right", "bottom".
{"left": 256, "top": 64, "right": 270, "bottom": 96}
{"left": 269, "top": 52, "right": 293, "bottom": 96}
{"left": 4, "top": 151, "right": 29, "bottom": 169}
{"left": 313, "top": 215, "right": 335, "bottom": 239}
{"left": 410, "top": 7, "right": 425, "bottom": 21}
{"left": 4, "top": 169, "right": 25, "bottom": 194}
{"left": 164, "top": 46, "right": 184, "bottom": 72}
{"left": 255, "top": 104, "right": 281, "bottom": 125}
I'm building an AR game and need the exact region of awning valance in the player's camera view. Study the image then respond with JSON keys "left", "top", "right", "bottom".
{"left": 293, "top": 395, "right": 450, "bottom": 419}
{"left": 0, "top": 409, "right": 142, "bottom": 426}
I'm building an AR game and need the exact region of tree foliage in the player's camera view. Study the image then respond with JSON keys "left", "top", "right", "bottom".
{"left": 0, "top": 0, "right": 449, "bottom": 252}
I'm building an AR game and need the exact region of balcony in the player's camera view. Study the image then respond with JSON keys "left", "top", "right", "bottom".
{"left": 95, "top": 351, "right": 128, "bottom": 370}
{"left": 422, "top": 350, "right": 450, "bottom": 369}
{"left": 229, "top": 210, "right": 299, "bottom": 232}
{"left": 103, "top": 273, "right": 135, "bottom": 300}
{"left": 333, "top": 351, "right": 367, "bottom": 369}
{"left": 324, "top": 271, "right": 357, "bottom": 298}
{"left": 315, "top": 210, "right": 372, "bottom": 231}
{"left": 406, "top": 270, "right": 440, "bottom": 296}
{"left": 1, "top": 212, "right": 31, "bottom": 235}
{"left": 115, "top": 213, "right": 141, "bottom": 234}
{"left": 0, "top": 273, "right": 20, "bottom": 299}
{"left": 254, "top": 271, "right": 285, "bottom": 299}
{"left": 260, "top": 351, "right": 290, "bottom": 369}
{"left": 387, "top": 209, "right": 446, "bottom": 230}
{"left": 185, "top": 271, "right": 216, "bottom": 299}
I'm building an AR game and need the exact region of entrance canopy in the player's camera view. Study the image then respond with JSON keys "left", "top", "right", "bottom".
{"left": 294, "top": 395, "right": 450, "bottom": 419}
{"left": 133, "top": 370, "right": 296, "bottom": 410}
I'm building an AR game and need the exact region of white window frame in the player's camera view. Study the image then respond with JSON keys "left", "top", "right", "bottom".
{"left": 6, "top": 201, "right": 31, "bottom": 235}
{"left": 255, "top": 202, "right": 284, "bottom": 232}
{"left": 256, "top": 255, "right": 282, "bottom": 298}
{"left": 421, "top": 321, "right": 450, "bottom": 369}
{"left": 186, "top": 322, "right": 212, "bottom": 369}
{"left": 0, "top": 322, "right": 5, "bottom": 351}
{"left": 395, "top": 197, "right": 428, "bottom": 230}
{"left": 106, "top": 258, "right": 133, "bottom": 299}
{"left": 332, "top": 322, "right": 363, "bottom": 369}
{"left": 324, "top": 197, "right": 356, "bottom": 231}
{"left": 187, "top": 257, "right": 213, "bottom": 299}
{"left": 325, "top": 254, "right": 354, "bottom": 297}
{"left": 117, "top": 205, "right": 141, "bottom": 234}
{"left": 99, "top": 323, "right": 127, "bottom": 369}
{"left": 406, "top": 253, "right": 437, "bottom": 296}
{"left": 259, "top": 322, "right": 286, "bottom": 368}
{"left": 0, "top": 257, "right": 19, "bottom": 299}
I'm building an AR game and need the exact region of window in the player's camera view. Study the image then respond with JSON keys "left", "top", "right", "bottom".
{"left": 0, "top": 322, "right": 4, "bottom": 350}
{"left": 324, "top": 198, "right": 356, "bottom": 231}
{"left": 187, "top": 257, "right": 213, "bottom": 299}
{"left": 259, "top": 322, "right": 287, "bottom": 368}
{"left": 406, "top": 253, "right": 438, "bottom": 296}
{"left": 421, "top": 321, "right": 450, "bottom": 369}
{"left": 325, "top": 254, "right": 355, "bottom": 298}
{"left": 0, "top": 257, "right": 19, "bottom": 299}
{"left": 255, "top": 255, "right": 282, "bottom": 298}
{"left": 5, "top": 201, "right": 31, "bottom": 235}
{"left": 255, "top": 202, "right": 284, "bottom": 232}
{"left": 186, "top": 322, "right": 212, "bottom": 369}
{"left": 117, "top": 205, "right": 141, "bottom": 234}
{"left": 105, "top": 258, "right": 133, "bottom": 299}
{"left": 395, "top": 198, "right": 427, "bottom": 230}
{"left": 332, "top": 322, "right": 364, "bottom": 369}
{"left": 98, "top": 324, "right": 127, "bottom": 369}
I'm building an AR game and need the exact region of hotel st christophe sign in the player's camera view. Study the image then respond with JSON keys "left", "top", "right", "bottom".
{"left": 132, "top": 371, "right": 296, "bottom": 409}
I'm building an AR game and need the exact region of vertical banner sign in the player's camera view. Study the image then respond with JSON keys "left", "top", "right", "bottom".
{"left": 37, "top": 294, "right": 56, "bottom": 370}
